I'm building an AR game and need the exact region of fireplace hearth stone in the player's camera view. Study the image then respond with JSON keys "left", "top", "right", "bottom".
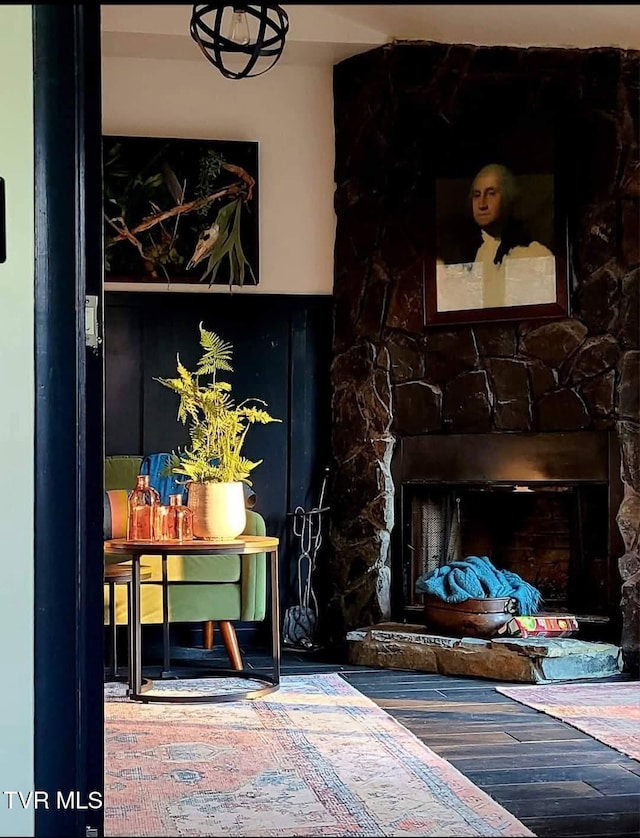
{"left": 346, "top": 623, "right": 622, "bottom": 684}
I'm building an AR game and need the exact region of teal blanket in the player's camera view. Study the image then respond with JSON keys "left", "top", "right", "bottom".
{"left": 415, "top": 555, "right": 541, "bottom": 616}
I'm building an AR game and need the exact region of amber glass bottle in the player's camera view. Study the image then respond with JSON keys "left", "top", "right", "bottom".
{"left": 153, "top": 504, "right": 172, "bottom": 541}
{"left": 127, "top": 475, "right": 160, "bottom": 541}
{"left": 168, "top": 493, "right": 193, "bottom": 542}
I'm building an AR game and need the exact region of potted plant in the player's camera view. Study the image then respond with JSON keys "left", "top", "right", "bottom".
{"left": 155, "top": 322, "right": 281, "bottom": 540}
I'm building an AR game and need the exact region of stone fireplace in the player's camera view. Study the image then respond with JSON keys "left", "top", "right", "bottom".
{"left": 326, "top": 41, "right": 639, "bottom": 671}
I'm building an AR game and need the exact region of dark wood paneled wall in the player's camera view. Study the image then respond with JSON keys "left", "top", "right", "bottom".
{"left": 105, "top": 291, "right": 333, "bottom": 616}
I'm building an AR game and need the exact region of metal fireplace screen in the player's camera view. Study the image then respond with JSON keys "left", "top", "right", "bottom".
{"left": 408, "top": 489, "right": 461, "bottom": 605}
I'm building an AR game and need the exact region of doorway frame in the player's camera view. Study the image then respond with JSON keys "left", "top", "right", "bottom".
{"left": 33, "top": 5, "right": 104, "bottom": 836}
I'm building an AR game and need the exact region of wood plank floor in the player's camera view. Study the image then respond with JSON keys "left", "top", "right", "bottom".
{"left": 136, "top": 644, "right": 640, "bottom": 838}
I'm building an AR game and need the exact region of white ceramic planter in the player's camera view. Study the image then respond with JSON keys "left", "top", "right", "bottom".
{"left": 187, "top": 481, "right": 246, "bottom": 541}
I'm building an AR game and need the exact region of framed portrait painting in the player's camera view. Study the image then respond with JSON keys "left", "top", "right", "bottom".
{"left": 103, "top": 135, "right": 259, "bottom": 287}
{"left": 424, "top": 130, "right": 569, "bottom": 327}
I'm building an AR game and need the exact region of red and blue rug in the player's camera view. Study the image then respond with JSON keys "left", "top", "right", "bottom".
{"left": 105, "top": 672, "right": 531, "bottom": 836}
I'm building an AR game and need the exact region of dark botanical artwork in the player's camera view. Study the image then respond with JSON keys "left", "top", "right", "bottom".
{"left": 103, "top": 135, "right": 259, "bottom": 286}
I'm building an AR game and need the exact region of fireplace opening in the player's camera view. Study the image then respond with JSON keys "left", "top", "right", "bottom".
{"left": 402, "top": 483, "right": 610, "bottom": 635}
{"left": 391, "top": 432, "right": 623, "bottom": 642}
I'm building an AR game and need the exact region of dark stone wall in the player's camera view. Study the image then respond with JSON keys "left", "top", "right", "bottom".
{"left": 329, "top": 41, "right": 640, "bottom": 669}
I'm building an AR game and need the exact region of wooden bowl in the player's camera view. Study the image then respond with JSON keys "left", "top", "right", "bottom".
{"left": 423, "top": 595, "right": 518, "bottom": 639}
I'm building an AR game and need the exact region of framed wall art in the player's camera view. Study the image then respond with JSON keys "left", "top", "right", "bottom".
{"left": 103, "top": 135, "right": 259, "bottom": 287}
{"left": 424, "top": 123, "right": 569, "bottom": 327}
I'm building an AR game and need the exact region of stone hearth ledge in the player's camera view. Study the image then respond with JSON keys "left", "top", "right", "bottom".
{"left": 346, "top": 623, "right": 623, "bottom": 684}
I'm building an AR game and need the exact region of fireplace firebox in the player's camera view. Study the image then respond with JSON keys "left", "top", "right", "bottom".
{"left": 391, "top": 432, "right": 623, "bottom": 641}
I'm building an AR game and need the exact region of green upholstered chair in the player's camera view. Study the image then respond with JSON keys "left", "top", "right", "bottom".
{"left": 104, "top": 455, "right": 267, "bottom": 669}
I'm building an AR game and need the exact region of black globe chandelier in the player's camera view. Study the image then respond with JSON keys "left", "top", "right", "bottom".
{"left": 190, "top": 4, "right": 289, "bottom": 80}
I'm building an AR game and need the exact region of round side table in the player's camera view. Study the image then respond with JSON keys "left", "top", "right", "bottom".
{"left": 104, "top": 535, "right": 280, "bottom": 704}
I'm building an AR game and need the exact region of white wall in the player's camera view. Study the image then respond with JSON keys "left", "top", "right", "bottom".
{"left": 0, "top": 5, "right": 34, "bottom": 836}
{"left": 102, "top": 54, "right": 336, "bottom": 295}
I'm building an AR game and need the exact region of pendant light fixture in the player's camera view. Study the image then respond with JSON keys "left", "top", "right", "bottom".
{"left": 190, "top": 4, "right": 289, "bottom": 80}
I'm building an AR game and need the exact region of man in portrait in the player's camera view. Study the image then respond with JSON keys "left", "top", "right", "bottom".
{"left": 436, "top": 163, "right": 557, "bottom": 312}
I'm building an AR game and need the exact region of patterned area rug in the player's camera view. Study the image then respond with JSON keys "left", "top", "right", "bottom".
{"left": 105, "top": 673, "right": 532, "bottom": 837}
{"left": 497, "top": 681, "right": 640, "bottom": 761}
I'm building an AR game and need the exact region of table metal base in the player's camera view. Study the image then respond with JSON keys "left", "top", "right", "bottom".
{"left": 130, "top": 667, "right": 279, "bottom": 703}
{"left": 127, "top": 677, "right": 154, "bottom": 696}
{"left": 104, "top": 664, "right": 153, "bottom": 693}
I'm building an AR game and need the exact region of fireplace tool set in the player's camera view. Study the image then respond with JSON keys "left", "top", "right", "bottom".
{"left": 283, "top": 467, "right": 330, "bottom": 650}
